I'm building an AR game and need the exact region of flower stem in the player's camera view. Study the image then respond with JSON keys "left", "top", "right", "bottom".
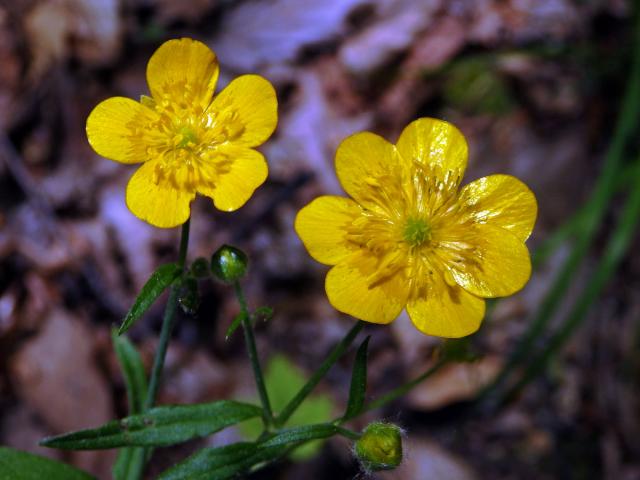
{"left": 233, "top": 281, "right": 274, "bottom": 427}
{"left": 481, "top": 11, "right": 640, "bottom": 402}
{"left": 275, "top": 321, "right": 364, "bottom": 427}
{"left": 144, "top": 219, "right": 190, "bottom": 410}
{"left": 360, "top": 359, "right": 447, "bottom": 414}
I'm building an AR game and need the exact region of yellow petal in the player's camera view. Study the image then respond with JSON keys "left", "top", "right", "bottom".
{"left": 125, "top": 161, "right": 194, "bottom": 228}
{"left": 407, "top": 283, "right": 485, "bottom": 338}
{"left": 198, "top": 146, "right": 268, "bottom": 212}
{"left": 86, "top": 97, "right": 156, "bottom": 164}
{"left": 209, "top": 75, "right": 278, "bottom": 148}
{"left": 458, "top": 174, "right": 537, "bottom": 242}
{"left": 295, "top": 196, "right": 361, "bottom": 265}
{"left": 334, "top": 132, "right": 401, "bottom": 210}
{"left": 325, "top": 254, "right": 408, "bottom": 324}
{"left": 395, "top": 117, "right": 468, "bottom": 184}
{"left": 146, "top": 38, "right": 219, "bottom": 109}
{"left": 445, "top": 225, "right": 532, "bottom": 298}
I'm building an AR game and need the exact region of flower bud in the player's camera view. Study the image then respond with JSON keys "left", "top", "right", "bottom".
{"left": 178, "top": 277, "right": 200, "bottom": 315}
{"left": 354, "top": 422, "right": 403, "bottom": 472}
{"left": 211, "top": 245, "right": 248, "bottom": 283}
{"left": 190, "top": 257, "right": 211, "bottom": 278}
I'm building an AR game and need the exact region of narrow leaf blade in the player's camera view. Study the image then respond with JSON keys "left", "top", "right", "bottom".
{"left": 159, "top": 424, "right": 340, "bottom": 480}
{"left": 225, "top": 312, "right": 246, "bottom": 341}
{"left": 112, "top": 330, "right": 147, "bottom": 414}
{"left": 0, "top": 447, "right": 95, "bottom": 480}
{"left": 158, "top": 442, "right": 284, "bottom": 480}
{"left": 112, "top": 447, "right": 145, "bottom": 480}
{"left": 40, "top": 401, "right": 262, "bottom": 450}
{"left": 343, "top": 336, "right": 370, "bottom": 420}
{"left": 119, "top": 263, "right": 181, "bottom": 334}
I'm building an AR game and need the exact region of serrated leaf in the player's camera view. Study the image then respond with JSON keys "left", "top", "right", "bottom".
{"left": 343, "top": 335, "right": 370, "bottom": 421}
{"left": 225, "top": 312, "right": 246, "bottom": 341}
{"left": 40, "top": 401, "right": 262, "bottom": 450}
{"left": 0, "top": 447, "right": 95, "bottom": 480}
{"left": 112, "top": 330, "right": 147, "bottom": 415}
{"left": 159, "top": 424, "right": 342, "bottom": 480}
{"left": 119, "top": 263, "right": 182, "bottom": 334}
{"left": 112, "top": 447, "right": 145, "bottom": 480}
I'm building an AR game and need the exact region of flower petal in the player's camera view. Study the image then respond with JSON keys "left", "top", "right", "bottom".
{"left": 209, "top": 75, "right": 278, "bottom": 148}
{"left": 458, "top": 174, "right": 537, "bottom": 242}
{"left": 445, "top": 224, "right": 532, "bottom": 298}
{"left": 86, "top": 97, "right": 156, "bottom": 164}
{"left": 146, "top": 38, "right": 219, "bottom": 109}
{"left": 334, "top": 131, "right": 401, "bottom": 210}
{"left": 125, "top": 161, "right": 194, "bottom": 228}
{"left": 325, "top": 254, "right": 408, "bottom": 324}
{"left": 395, "top": 117, "right": 468, "bottom": 183}
{"left": 407, "top": 284, "right": 485, "bottom": 338}
{"left": 295, "top": 196, "right": 361, "bottom": 265}
{"left": 199, "top": 146, "right": 268, "bottom": 212}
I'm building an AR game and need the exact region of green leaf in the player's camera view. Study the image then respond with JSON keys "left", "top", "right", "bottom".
{"left": 111, "top": 331, "right": 149, "bottom": 479}
{"left": 343, "top": 336, "right": 370, "bottom": 421}
{"left": 252, "top": 306, "right": 273, "bottom": 322}
{"left": 159, "top": 424, "right": 343, "bottom": 480}
{"left": 0, "top": 447, "right": 95, "bottom": 480}
{"left": 158, "top": 442, "right": 284, "bottom": 480}
{"left": 118, "top": 263, "right": 182, "bottom": 334}
{"left": 40, "top": 401, "right": 262, "bottom": 450}
{"left": 225, "top": 312, "right": 246, "bottom": 341}
{"left": 112, "top": 447, "right": 145, "bottom": 480}
{"left": 112, "top": 330, "right": 147, "bottom": 415}
{"left": 239, "top": 355, "right": 334, "bottom": 461}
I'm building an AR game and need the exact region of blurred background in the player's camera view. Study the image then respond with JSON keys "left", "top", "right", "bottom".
{"left": 1, "top": 0, "right": 639, "bottom": 478}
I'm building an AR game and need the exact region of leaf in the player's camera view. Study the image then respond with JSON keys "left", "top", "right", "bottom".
{"left": 343, "top": 335, "right": 370, "bottom": 421}
{"left": 0, "top": 447, "right": 95, "bottom": 480}
{"left": 40, "top": 401, "right": 262, "bottom": 450}
{"left": 112, "top": 447, "right": 145, "bottom": 480}
{"left": 158, "top": 442, "right": 284, "bottom": 480}
{"left": 225, "top": 312, "right": 246, "bottom": 341}
{"left": 111, "top": 331, "right": 149, "bottom": 479}
{"left": 239, "top": 355, "right": 334, "bottom": 461}
{"left": 112, "top": 330, "right": 147, "bottom": 414}
{"left": 159, "top": 424, "right": 342, "bottom": 480}
{"left": 118, "top": 263, "right": 182, "bottom": 334}
{"left": 252, "top": 306, "right": 273, "bottom": 323}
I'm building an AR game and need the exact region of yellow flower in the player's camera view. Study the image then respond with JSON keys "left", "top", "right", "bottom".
{"left": 86, "top": 38, "right": 278, "bottom": 228}
{"left": 295, "top": 118, "right": 537, "bottom": 338}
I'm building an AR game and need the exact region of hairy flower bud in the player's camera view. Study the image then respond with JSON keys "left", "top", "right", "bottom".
{"left": 211, "top": 245, "right": 248, "bottom": 283}
{"left": 354, "top": 422, "right": 403, "bottom": 471}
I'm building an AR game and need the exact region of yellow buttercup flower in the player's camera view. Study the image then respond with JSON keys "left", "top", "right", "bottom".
{"left": 295, "top": 118, "right": 537, "bottom": 338}
{"left": 86, "top": 38, "right": 277, "bottom": 228}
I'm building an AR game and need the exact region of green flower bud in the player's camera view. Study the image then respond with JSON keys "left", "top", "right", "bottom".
{"left": 211, "top": 245, "right": 248, "bottom": 283}
{"left": 178, "top": 277, "right": 200, "bottom": 315}
{"left": 190, "top": 257, "right": 211, "bottom": 278}
{"left": 354, "top": 422, "right": 403, "bottom": 472}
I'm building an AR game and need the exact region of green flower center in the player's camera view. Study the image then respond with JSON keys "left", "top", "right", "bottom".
{"left": 403, "top": 217, "right": 431, "bottom": 246}
{"left": 177, "top": 125, "right": 199, "bottom": 148}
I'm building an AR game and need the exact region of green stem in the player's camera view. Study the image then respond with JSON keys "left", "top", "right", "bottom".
{"left": 361, "top": 359, "right": 448, "bottom": 413}
{"left": 503, "top": 160, "right": 640, "bottom": 401}
{"left": 481, "top": 14, "right": 640, "bottom": 400}
{"left": 144, "top": 219, "right": 190, "bottom": 411}
{"left": 275, "top": 321, "right": 364, "bottom": 427}
{"left": 234, "top": 281, "right": 274, "bottom": 427}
